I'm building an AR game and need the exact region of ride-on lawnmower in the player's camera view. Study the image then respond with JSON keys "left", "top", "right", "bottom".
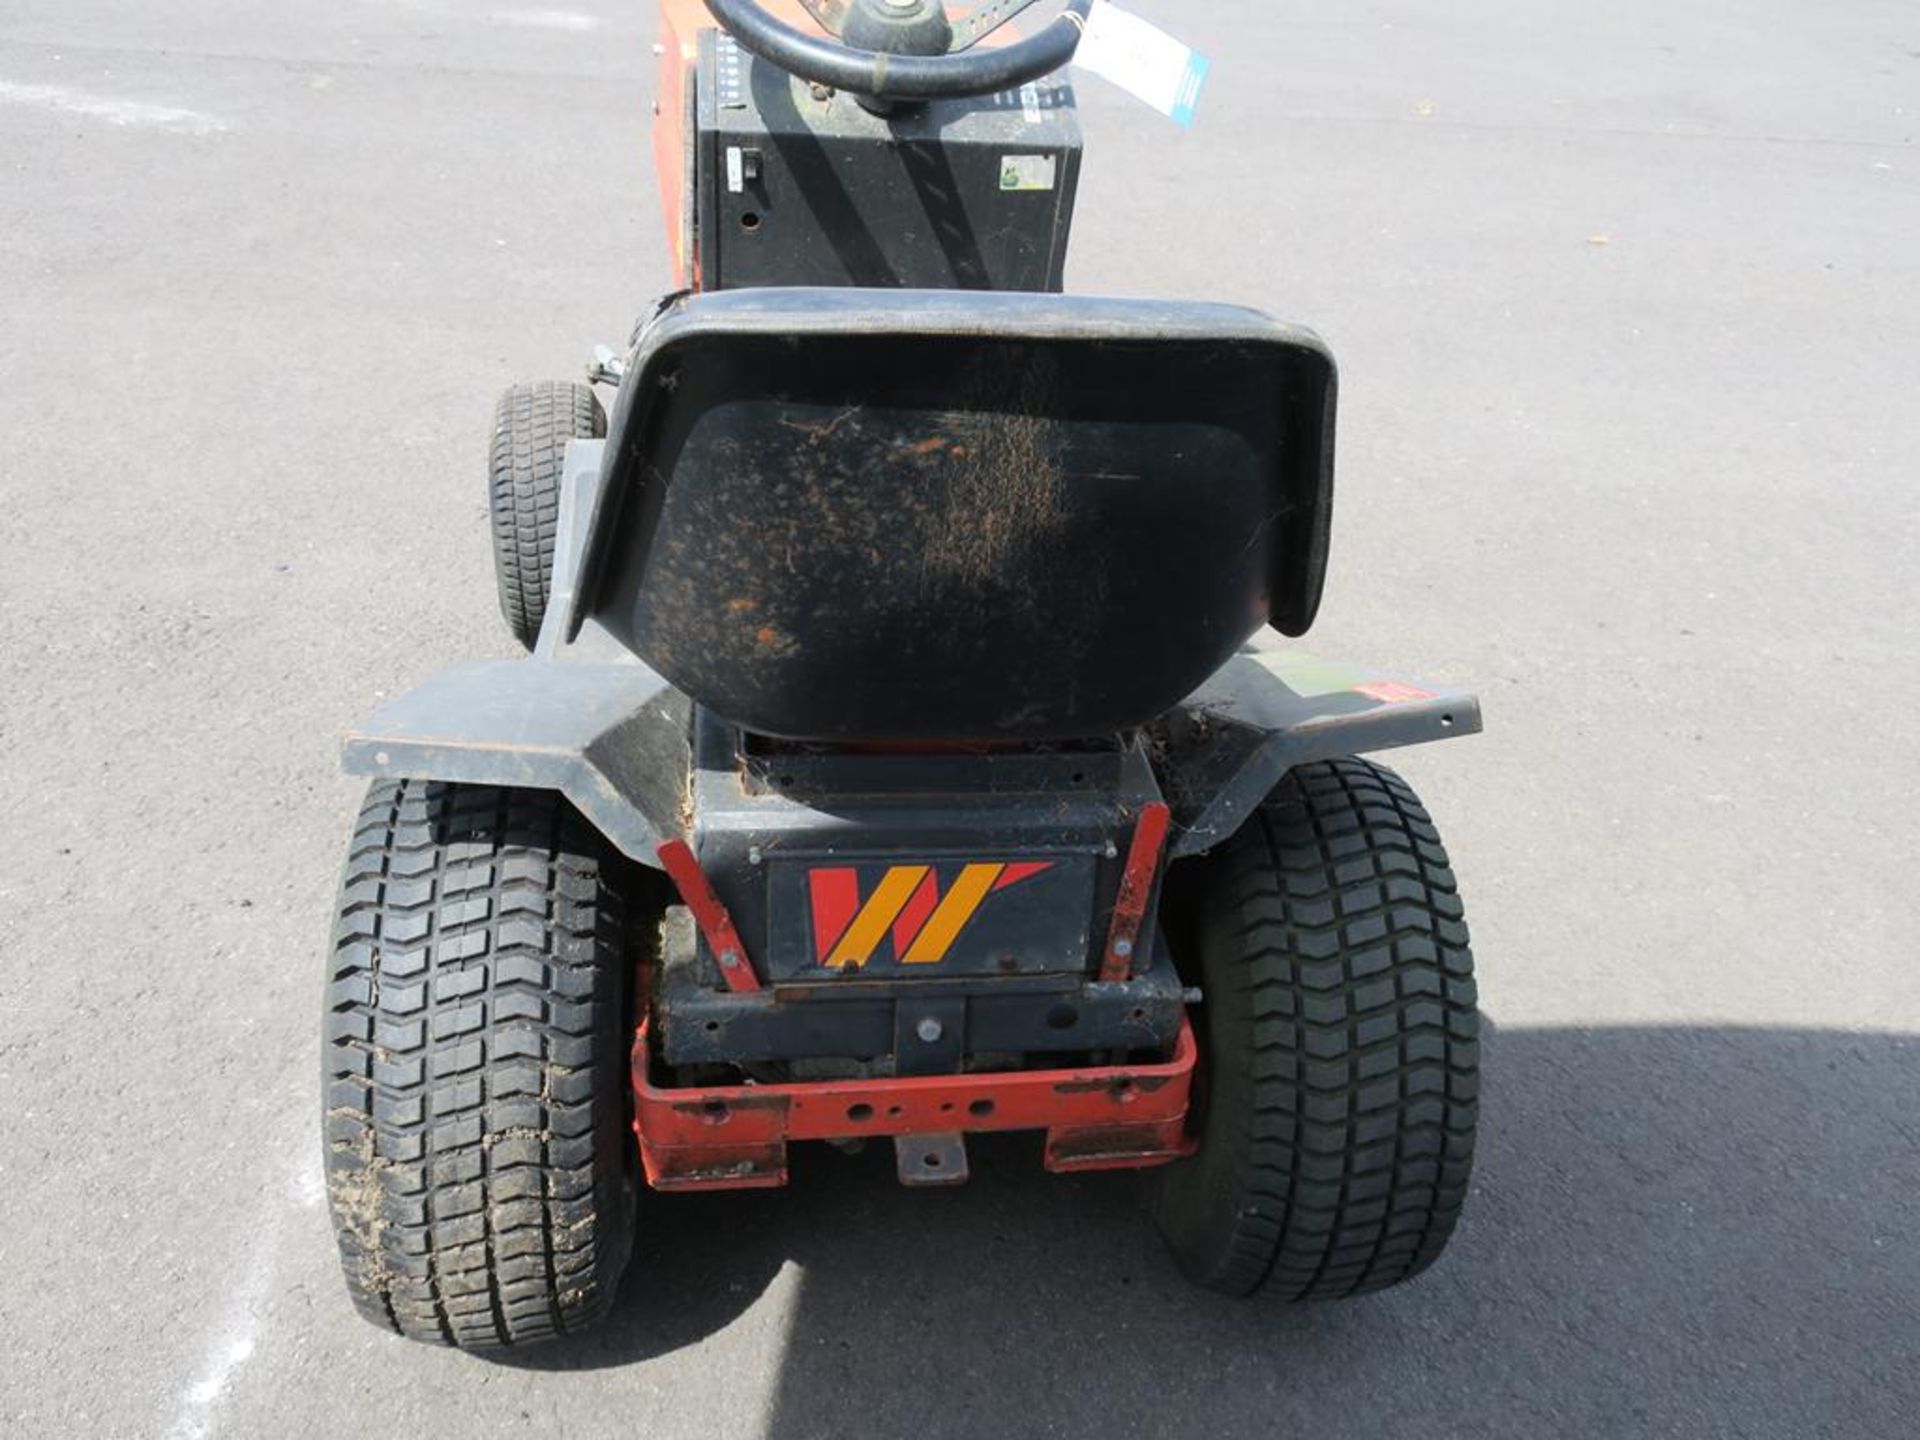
{"left": 324, "top": 0, "right": 1482, "bottom": 1350}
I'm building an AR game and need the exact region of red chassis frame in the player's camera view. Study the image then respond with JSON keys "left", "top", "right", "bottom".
{"left": 631, "top": 1017, "right": 1199, "bottom": 1192}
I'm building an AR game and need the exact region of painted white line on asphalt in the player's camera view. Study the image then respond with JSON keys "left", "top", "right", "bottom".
{"left": 0, "top": 81, "right": 228, "bottom": 134}
{"left": 293, "top": 1148, "right": 326, "bottom": 1211}
{"left": 180, "top": 1337, "right": 256, "bottom": 1414}
{"left": 491, "top": 9, "right": 601, "bottom": 30}
{"left": 165, "top": 1155, "right": 314, "bottom": 1440}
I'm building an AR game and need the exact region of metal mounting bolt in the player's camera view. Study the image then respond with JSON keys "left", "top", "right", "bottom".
{"left": 915, "top": 1017, "right": 944, "bottom": 1044}
{"left": 719, "top": 950, "right": 741, "bottom": 970}
{"left": 1112, "top": 939, "right": 1134, "bottom": 959}
{"left": 747, "top": 846, "right": 764, "bottom": 866}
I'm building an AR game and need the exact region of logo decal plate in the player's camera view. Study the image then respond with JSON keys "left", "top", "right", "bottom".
{"left": 767, "top": 856, "right": 1096, "bottom": 979}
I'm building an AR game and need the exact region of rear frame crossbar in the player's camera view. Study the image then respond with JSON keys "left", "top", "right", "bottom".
{"left": 631, "top": 1017, "right": 1198, "bottom": 1191}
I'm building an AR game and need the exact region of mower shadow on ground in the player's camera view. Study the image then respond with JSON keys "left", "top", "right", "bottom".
{"left": 503, "top": 1020, "right": 1920, "bottom": 1439}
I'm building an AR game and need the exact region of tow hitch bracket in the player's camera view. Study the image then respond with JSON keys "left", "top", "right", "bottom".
{"left": 631, "top": 1017, "right": 1199, "bottom": 1192}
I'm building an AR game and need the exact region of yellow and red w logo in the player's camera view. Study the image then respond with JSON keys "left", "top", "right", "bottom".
{"left": 809, "top": 862, "right": 1054, "bottom": 970}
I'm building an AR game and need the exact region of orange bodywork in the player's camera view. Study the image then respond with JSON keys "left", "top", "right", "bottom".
{"left": 651, "top": 1, "right": 1019, "bottom": 286}
{"left": 654, "top": 0, "right": 826, "bottom": 288}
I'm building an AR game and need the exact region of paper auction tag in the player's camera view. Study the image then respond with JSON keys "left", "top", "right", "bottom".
{"left": 1072, "top": 1, "right": 1210, "bottom": 127}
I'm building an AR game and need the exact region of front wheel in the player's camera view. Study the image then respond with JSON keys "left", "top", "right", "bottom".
{"left": 488, "top": 381, "right": 604, "bottom": 650}
{"left": 1152, "top": 758, "right": 1480, "bottom": 1299}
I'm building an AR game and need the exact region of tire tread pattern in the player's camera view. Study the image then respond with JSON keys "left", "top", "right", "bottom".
{"left": 1156, "top": 758, "right": 1479, "bottom": 1300}
{"left": 488, "top": 381, "right": 604, "bottom": 650}
{"left": 322, "top": 780, "right": 632, "bottom": 1350}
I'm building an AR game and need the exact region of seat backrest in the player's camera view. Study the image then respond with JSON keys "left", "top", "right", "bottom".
{"left": 570, "top": 289, "right": 1336, "bottom": 742}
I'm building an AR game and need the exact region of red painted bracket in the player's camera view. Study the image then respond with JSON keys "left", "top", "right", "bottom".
{"left": 656, "top": 838, "right": 762, "bottom": 994}
{"left": 1099, "top": 801, "right": 1172, "bottom": 982}
{"left": 631, "top": 1017, "right": 1198, "bottom": 1192}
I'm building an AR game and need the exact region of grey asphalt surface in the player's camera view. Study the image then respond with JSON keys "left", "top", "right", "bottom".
{"left": 3, "top": 1, "right": 1917, "bottom": 1436}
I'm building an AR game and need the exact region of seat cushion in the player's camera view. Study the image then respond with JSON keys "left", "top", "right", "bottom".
{"left": 572, "top": 289, "right": 1336, "bottom": 742}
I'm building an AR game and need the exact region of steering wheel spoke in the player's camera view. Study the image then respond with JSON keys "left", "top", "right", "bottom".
{"left": 796, "top": 0, "right": 852, "bottom": 38}
{"left": 949, "top": 0, "right": 1046, "bottom": 52}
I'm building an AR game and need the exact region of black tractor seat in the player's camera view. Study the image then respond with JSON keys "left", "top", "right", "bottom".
{"left": 570, "top": 288, "right": 1337, "bottom": 743}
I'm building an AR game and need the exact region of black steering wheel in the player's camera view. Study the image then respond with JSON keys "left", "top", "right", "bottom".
{"left": 703, "top": 0, "right": 1092, "bottom": 101}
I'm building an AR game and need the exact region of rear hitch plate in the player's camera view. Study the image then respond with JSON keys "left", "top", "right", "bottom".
{"left": 896, "top": 1131, "right": 970, "bottom": 1188}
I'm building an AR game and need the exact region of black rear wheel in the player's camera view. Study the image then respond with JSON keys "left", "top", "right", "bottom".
{"left": 489, "top": 381, "right": 604, "bottom": 650}
{"left": 1152, "top": 758, "right": 1480, "bottom": 1299}
{"left": 322, "top": 780, "right": 645, "bottom": 1349}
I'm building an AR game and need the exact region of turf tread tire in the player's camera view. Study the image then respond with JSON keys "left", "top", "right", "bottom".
{"left": 322, "top": 780, "right": 636, "bottom": 1350}
{"left": 489, "top": 381, "right": 604, "bottom": 650}
{"left": 1152, "top": 757, "right": 1479, "bottom": 1300}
